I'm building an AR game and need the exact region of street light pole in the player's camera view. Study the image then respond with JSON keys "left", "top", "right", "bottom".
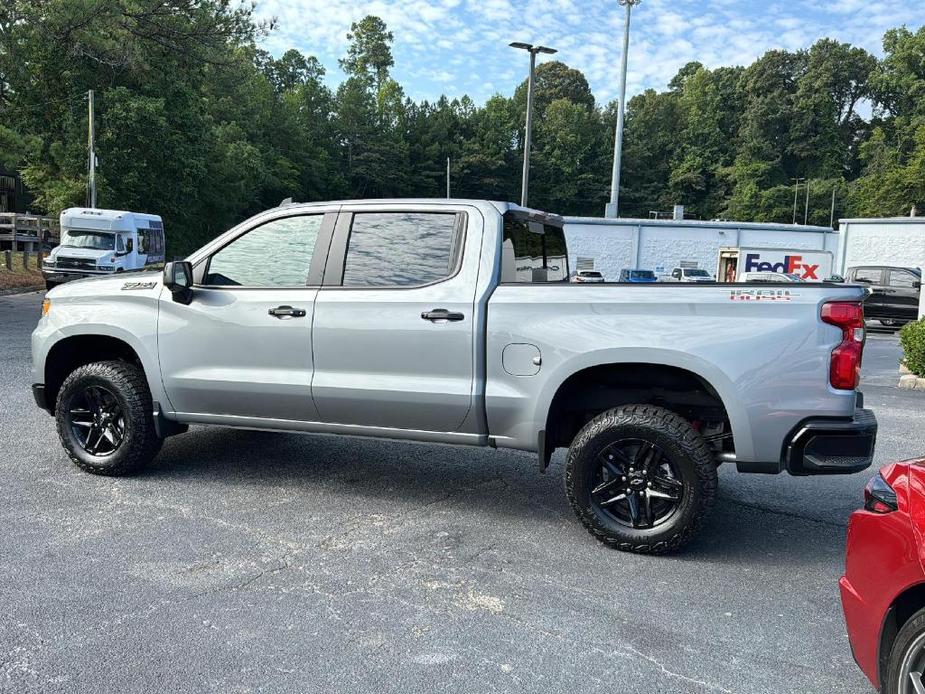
{"left": 804, "top": 179, "right": 811, "bottom": 225}
{"left": 88, "top": 89, "right": 97, "bottom": 209}
{"left": 510, "top": 42, "right": 557, "bottom": 208}
{"left": 606, "top": 0, "right": 641, "bottom": 218}
{"left": 791, "top": 178, "right": 804, "bottom": 224}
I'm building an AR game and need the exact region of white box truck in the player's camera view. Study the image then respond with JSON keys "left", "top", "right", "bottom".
{"left": 717, "top": 247, "right": 834, "bottom": 283}
{"left": 42, "top": 208, "right": 166, "bottom": 289}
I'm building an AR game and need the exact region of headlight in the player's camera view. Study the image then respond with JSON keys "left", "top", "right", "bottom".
{"left": 42, "top": 259, "right": 55, "bottom": 267}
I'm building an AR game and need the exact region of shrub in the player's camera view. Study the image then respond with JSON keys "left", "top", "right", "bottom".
{"left": 900, "top": 319, "right": 925, "bottom": 377}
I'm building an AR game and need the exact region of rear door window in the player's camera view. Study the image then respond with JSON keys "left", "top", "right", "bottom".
{"left": 341, "top": 212, "right": 461, "bottom": 288}
{"left": 889, "top": 269, "right": 920, "bottom": 288}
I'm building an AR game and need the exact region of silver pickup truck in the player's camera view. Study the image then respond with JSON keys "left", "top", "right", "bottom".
{"left": 31, "top": 199, "right": 877, "bottom": 553}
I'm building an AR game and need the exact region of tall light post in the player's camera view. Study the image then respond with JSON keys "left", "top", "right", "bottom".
{"left": 510, "top": 42, "right": 557, "bottom": 208}
{"left": 606, "top": 0, "right": 641, "bottom": 218}
{"left": 791, "top": 178, "right": 805, "bottom": 224}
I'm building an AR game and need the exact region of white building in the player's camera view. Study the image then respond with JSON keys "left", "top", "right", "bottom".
{"left": 563, "top": 216, "right": 839, "bottom": 280}
{"left": 835, "top": 216, "right": 925, "bottom": 275}
{"left": 836, "top": 216, "right": 925, "bottom": 319}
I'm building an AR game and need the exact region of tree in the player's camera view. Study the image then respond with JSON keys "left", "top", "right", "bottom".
{"left": 339, "top": 16, "right": 394, "bottom": 92}
{"left": 512, "top": 61, "right": 595, "bottom": 118}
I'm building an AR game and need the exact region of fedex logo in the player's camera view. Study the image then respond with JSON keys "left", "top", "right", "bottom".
{"left": 744, "top": 253, "right": 819, "bottom": 280}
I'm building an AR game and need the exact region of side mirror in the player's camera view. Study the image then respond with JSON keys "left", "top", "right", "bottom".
{"left": 163, "top": 261, "right": 193, "bottom": 305}
{"left": 914, "top": 281, "right": 922, "bottom": 290}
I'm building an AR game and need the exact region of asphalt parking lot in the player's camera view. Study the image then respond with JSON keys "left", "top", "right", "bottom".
{"left": 1, "top": 291, "right": 922, "bottom": 694}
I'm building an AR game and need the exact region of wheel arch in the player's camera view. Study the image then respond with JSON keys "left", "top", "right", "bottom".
{"left": 537, "top": 350, "right": 749, "bottom": 458}
{"left": 43, "top": 332, "right": 153, "bottom": 412}
{"left": 879, "top": 582, "right": 925, "bottom": 690}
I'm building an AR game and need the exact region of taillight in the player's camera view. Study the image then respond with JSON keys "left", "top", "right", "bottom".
{"left": 821, "top": 301, "right": 865, "bottom": 390}
{"left": 864, "top": 473, "right": 897, "bottom": 513}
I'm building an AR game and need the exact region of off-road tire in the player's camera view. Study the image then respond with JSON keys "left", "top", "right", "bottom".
{"left": 54, "top": 360, "right": 162, "bottom": 476}
{"left": 885, "top": 607, "right": 925, "bottom": 693}
{"left": 564, "top": 404, "right": 717, "bottom": 554}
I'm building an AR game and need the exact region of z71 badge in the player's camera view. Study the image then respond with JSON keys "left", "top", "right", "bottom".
{"left": 728, "top": 288, "right": 797, "bottom": 301}
{"left": 121, "top": 281, "right": 158, "bottom": 291}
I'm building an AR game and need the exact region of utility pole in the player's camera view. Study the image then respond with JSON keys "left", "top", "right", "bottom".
{"left": 791, "top": 178, "right": 804, "bottom": 224}
{"left": 446, "top": 157, "right": 451, "bottom": 198}
{"left": 87, "top": 89, "right": 97, "bottom": 208}
{"left": 606, "top": 0, "right": 642, "bottom": 218}
{"left": 829, "top": 185, "right": 837, "bottom": 228}
{"left": 804, "top": 179, "right": 810, "bottom": 225}
{"left": 510, "top": 42, "right": 557, "bottom": 208}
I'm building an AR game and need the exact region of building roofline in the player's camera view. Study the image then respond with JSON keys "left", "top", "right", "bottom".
{"left": 839, "top": 217, "right": 925, "bottom": 225}
{"left": 564, "top": 215, "right": 835, "bottom": 233}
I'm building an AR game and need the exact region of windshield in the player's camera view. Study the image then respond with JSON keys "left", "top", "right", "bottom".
{"left": 580, "top": 271, "right": 603, "bottom": 278}
{"left": 61, "top": 229, "right": 115, "bottom": 251}
{"left": 630, "top": 270, "right": 655, "bottom": 279}
{"left": 684, "top": 268, "right": 710, "bottom": 277}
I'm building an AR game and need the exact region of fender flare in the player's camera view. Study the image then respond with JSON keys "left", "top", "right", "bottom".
{"left": 533, "top": 347, "right": 754, "bottom": 460}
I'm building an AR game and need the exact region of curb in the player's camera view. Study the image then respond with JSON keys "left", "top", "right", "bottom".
{"left": 0, "top": 286, "right": 43, "bottom": 297}
{"left": 899, "top": 373, "right": 925, "bottom": 391}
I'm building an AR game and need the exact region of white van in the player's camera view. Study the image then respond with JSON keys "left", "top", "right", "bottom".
{"left": 42, "top": 208, "right": 165, "bottom": 289}
{"left": 668, "top": 267, "right": 713, "bottom": 283}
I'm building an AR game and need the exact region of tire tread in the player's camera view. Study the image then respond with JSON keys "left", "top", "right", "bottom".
{"left": 54, "top": 360, "right": 161, "bottom": 476}
{"left": 564, "top": 404, "right": 717, "bottom": 554}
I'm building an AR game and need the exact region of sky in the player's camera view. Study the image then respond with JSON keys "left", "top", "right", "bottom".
{"left": 255, "top": 0, "right": 925, "bottom": 106}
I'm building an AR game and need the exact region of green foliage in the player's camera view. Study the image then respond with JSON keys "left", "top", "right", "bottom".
{"left": 900, "top": 319, "right": 925, "bottom": 378}
{"left": 1, "top": 3, "right": 924, "bottom": 259}
{"left": 339, "top": 15, "right": 394, "bottom": 90}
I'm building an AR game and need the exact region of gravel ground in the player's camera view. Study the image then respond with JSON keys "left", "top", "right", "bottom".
{"left": 1, "top": 291, "right": 921, "bottom": 694}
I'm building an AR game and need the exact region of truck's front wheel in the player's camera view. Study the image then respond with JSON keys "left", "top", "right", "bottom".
{"left": 54, "top": 360, "right": 162, "bottom": 476}
{"left": 564, "top": 405, "right": 717, "bottom": 554}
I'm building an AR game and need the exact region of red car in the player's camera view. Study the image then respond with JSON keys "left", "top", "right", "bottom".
{"left": 841, "top": 460, "right": 925, "bottom": 693}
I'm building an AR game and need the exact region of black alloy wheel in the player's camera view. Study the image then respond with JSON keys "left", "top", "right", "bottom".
{"left": 590, "top": 438, "right": 684, "bottom": 530}
{"left": 54, "top": 360, "right": 162, "bottom": 475}
{"left": 66, "top": 384, "right": 126, "bottom": 456}
{"left": 564, "top": 404, "right": 717, "bottom": 554}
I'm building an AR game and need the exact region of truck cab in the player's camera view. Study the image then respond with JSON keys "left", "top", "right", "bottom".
{"left": 42, "top": 208, "right": 165, "bottom": 289}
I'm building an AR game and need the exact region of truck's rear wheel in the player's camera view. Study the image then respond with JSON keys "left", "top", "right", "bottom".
{"left": 54, "top": 360, "right": 162, "bottom": 476}
{"left": 564, "top": 404, "right": 717, "bottom": 554}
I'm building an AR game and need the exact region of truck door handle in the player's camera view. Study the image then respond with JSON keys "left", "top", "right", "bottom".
{"left": 421, "top": 308, "right": 464, "bottom": 322}
{"left": 268, "top": 305, "right": 306, "bottom": 318}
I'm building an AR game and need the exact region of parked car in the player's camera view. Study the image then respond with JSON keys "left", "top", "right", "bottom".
{"left": 845, "top": 265, "right": 921, "bottom": 327}
{"left": 668, "top": 267, "right": 713, "bottom": 283}
{"left": 33, "top": 199, "right": 877, "bottom": 554}
{"left": 570, "top": 269, "right": 605, "bottom": 283}
{"left": 741, "top": 272, "right": 804, "bottom": 283}
{"left": 841, "top": 459, "right": 925, "bottom": 693}
{"left": 619, "top": 269, "right": 657, "bottom": 283}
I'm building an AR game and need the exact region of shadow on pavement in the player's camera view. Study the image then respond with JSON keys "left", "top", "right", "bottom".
{"left": 141, "top": 425, "right": 849, "bottom": 568}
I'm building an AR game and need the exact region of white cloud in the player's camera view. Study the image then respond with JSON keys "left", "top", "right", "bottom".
{"left": 254, "top": 0, "right": 925, "bottom": 105}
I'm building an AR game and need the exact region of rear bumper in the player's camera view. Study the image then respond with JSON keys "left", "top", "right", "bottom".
{"left": 784, "top": 407, "right": 877, "bottom": 476}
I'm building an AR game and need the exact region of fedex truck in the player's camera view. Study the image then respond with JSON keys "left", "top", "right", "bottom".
{"left": 717, "top": 247, "right": 834, "bottom": 283}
